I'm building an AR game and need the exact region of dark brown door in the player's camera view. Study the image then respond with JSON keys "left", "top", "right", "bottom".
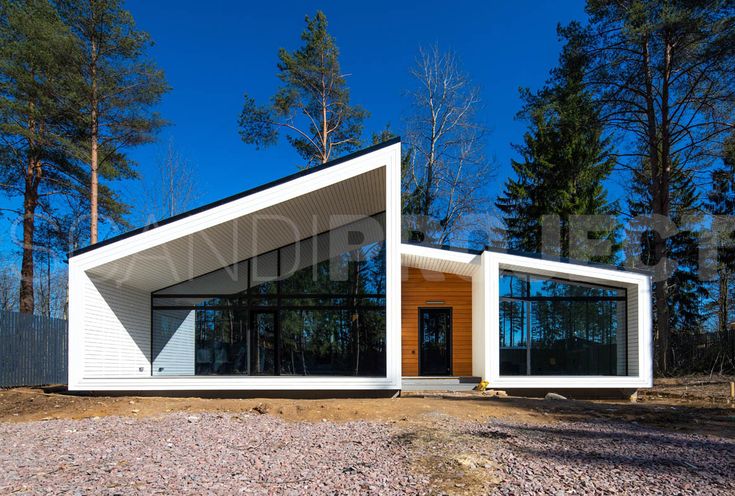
{"left": 419, "top": 308, "right": 451, "bottom": 376}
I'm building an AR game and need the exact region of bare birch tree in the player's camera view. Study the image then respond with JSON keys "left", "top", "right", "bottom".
{"left": 140, "top": 142, "right": 200, "bottom": 223}
{"left": 0, "top": 264, "right": 18, "bottom": 312}
{"left": 404, "top": 45, "right": 493, "bottom": 246}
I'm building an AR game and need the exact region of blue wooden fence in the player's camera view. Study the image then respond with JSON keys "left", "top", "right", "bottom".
{"left": 0, "top": 311, "right": 67, "bottom": 387}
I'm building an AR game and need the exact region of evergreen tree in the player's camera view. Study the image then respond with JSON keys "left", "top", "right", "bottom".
{"left": 584, "top": 0, "right": 735, "bottom": 373}
{"left": 705, "top": 136, "right": 735, "bottom": 335}
{"left": 0, "top": 0, "right": 82, "bottom": 313}
{"left": 239, "top": 11, "right": 367, "bottom": 167}
{"left": 496, "top": 23, "right": 618, "bottom": 262}
{"left": 626, "top": 159, "right": 708, "bottom": 353}
{"left": 57, "top": 0, "right": 169, "bottom": 244}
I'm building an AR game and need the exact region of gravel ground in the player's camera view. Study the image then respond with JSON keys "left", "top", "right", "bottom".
{"left": 465, "top": 419, "right": 735, "bottom": 495}
{"left": 0, "top": 412, "right": 427, "bottom": 495}
{"left": 1, "top": 411, "right": 733, "bottom": 495}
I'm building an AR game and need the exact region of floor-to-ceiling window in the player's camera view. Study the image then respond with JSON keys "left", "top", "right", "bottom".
{"left": 499, "top": 270, "right": 627, "bottom": 376}
{"left": 151, "top": 213, "right": 386, "bottom": 377}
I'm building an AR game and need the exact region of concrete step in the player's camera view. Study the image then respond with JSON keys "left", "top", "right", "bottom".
{"left": 401, "top": 376, "right": 481, "bottom": 392}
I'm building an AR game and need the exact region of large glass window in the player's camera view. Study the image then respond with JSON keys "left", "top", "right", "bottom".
{"left": 150, "top": 213, "right": 386, "bottom": 377}
{"left": 499, "top": 270, "right": 627, "bottom": 376}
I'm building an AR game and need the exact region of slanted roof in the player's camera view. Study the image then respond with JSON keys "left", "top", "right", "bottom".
{"left": 400, "top": 243, "right": 480, "bottom": 277}
{"left": 70, "top": 137, "right": 400, "bottom": 258}
{"left": 70, "top": 138, "right": 400, "bottom": 293}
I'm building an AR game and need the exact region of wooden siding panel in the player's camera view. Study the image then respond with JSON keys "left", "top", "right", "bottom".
{"left": 401, "top": 267, "right": 472, "bottom": 376}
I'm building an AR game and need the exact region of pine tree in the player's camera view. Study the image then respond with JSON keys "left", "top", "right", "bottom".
{"left": 626, "top": 159, "right": 708, "bottom": 363}
{"left": 239, "top": 11, "right": 367, "bottom": 167}
{"left": 705, "top": 136, "right": 735, "bottom": 335}
{"left": 496, "top": 23, "right": 618, "bottom": 262}
{"left": 0, "top": 0, "right": 83, "bottom": 313}
{"left": 57, "top": 0, "right": 169, "bottom": 244}
{"left": 584, "top": 0, "right": 735, "bottom": 373}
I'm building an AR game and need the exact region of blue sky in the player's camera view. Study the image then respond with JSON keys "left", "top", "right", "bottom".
{"left": 0, "top": 1, "right": 591, "bottom": 254}
{"left": 119, "top": 0, "right": 589, "bottom": 227}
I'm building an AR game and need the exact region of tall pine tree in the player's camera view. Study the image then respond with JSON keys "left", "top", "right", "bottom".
{"left": 239, "top": 11, "right": 367, "bottom": 168}
{"left": 57, "top": 0, "right": 169, "bottom": 244}
{"left": 584, "top": 0, "right": 735, "bottom": 373}
{"left": 626, "top": 158, "right": 707, "bottom": 366}
{"left": 496, "top": 23, "right": 618, "bottom": 262}
{"left": 0, "top": 0, "right": 83, "bottom": 313}
{"left": 705, "top": 136, "right": 735, "bottom": 335}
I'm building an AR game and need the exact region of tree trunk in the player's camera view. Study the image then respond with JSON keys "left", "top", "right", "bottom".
{"left": 20, "top": 161, "right": 40, "bottom": 315}
{"left": 655, "top": 38, "right": 673, "bottom": 374}
{"left": 89, "top": 38, "right": 99, "bottom": 244}
{"left": 718, "top": 268, "right": 729, "bottom": 335}
{"left": 322, "top": 98, "right": 328, "bottom": 164}
{"left": 642, "top": 35, "right": 672, "bottom": 374}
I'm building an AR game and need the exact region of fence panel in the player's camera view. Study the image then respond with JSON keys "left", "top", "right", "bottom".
{"left": 670, "top": 328, "right": 735, "bottom": 375}
{"left": 0, "top": 311, "right": 67, "bottom": 387}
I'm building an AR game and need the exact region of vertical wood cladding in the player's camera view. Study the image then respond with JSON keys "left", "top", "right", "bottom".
{"left": 401, "top": 267, "right": 472, "bottom": 376}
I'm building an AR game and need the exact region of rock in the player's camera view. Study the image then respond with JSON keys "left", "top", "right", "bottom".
{"left": 252, "top": 403, "right": 270, "bottom": 415}
{"left": 187, "top": 416, "right": 200, "bottom": 423}
{"left": 544, "top": 393, "right": 567, "bottom": 401}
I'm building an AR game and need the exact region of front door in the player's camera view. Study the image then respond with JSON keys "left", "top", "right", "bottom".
{"left": 419, "top": 308, "right": 452, "bottom": 376}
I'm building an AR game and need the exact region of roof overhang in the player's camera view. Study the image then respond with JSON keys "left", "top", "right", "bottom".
{"left": 400, "top": 243, "right": 481, "bottom": 277}
{"left": 70, "top": 140, "right": 400, "bottom": 292}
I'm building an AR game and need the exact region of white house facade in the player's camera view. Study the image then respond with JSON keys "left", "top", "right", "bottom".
{"left": 67, "top": 138, "right": 653, "bottom": 394}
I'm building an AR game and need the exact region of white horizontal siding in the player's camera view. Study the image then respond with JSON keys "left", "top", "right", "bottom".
{"left": 627, "top": 286, "right": 639, "bottom": 376}
{"left": 83, "top": 276, "right": 150, "bottom": 378}
{"left": 616, "top": 300, "right": 626, "bottom": 375}
{"left": 152, "top": 309, "right": 195, "bottom": 376}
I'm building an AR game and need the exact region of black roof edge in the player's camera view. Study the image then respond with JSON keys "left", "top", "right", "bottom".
{"left": 405, "top": 241, "right": 653, "bottom": 276}
{"left": 68, "top": 137, "right": 401, "bottom": 259}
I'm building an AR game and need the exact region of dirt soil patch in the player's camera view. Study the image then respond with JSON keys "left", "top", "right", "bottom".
{"left": 638, "top": 374, "right": 735, "bottom": 407}
{"left": 1, "top": 385, "right": 733, "bottom": 438}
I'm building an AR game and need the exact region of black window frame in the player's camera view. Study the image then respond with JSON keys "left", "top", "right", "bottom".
{"left": 499, "top": 269, "right": 628, "bottom": 377}
{"left": 150, "top": 212, "right": 387, "bottom": 378}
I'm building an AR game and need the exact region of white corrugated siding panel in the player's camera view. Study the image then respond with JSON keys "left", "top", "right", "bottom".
{"left": 616, "top": 299, "right": 627, "bottom": 375}
{"left": 627, "top": 285, "right": 639, "bottom": 376}
{"left": 152, "top": 309, "right": 195, "bottom": 376}
{"left": 83, "top": 276, "right": 150, "bottom": 378}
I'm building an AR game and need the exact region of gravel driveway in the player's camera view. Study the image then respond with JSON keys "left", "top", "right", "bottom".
{"left": 1, "top": 411, "right": 733, "bottom": 495}
{"left": 466, "top": 419, "right": 735, "bottom": 495}
{"left": 0, "top": 413, "right": 426, "bottom": 495}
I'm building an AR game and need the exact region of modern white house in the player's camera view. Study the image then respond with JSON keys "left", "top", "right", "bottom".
{"left": 67, "top": 138, "right": 653, "bottom": 395}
